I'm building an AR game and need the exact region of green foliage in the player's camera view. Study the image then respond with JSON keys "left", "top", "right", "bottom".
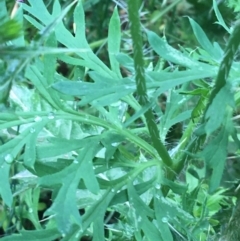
{"left": 226, "top": 0, "right": 240, "bottom": 13}
{"left": 0, "top": 0, "right": 240, "bottom": 240}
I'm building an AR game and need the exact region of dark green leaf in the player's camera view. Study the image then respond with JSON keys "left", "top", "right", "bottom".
{"left": 204, "top": 83, "right": 234, "bottom": 134}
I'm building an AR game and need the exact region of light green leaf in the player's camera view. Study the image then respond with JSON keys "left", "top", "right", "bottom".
{"left": 24, "top": 119, "right": 48, "bottom": 170}
{"left": 52, "top": 79, "right": 134, "bottom": 106}
{"left": 0, "top": 228, "right": 61, "bottom": 241}
{"left": 108, "top": 7, "right": 122, "bottom": 78}
{"left": 43, "top": 33, "right": 57, "bottom": 85}
{"left": 25, "top": 65, "right": 60, "bottom": 109}
{"left": 109, "top": 177, "right": 156, "bottom": 206}
{"left": 23, "top": 15, "right": 44, "bottom": 31}
{"left": 0, "top": 112, "right": 19, "bottom": 122}
{"left": 213, "top": 0, "right": 231, "bottom": 33}
{"left": 154, "top": 196, "right": 173, "bottom": 241}
{"left": 39, "top": 142, "right": 101, "bottom": 232}
{"left": 154, "top": 194, "right": 194, "bottom": 236}
{"left": 92, "top": 217, "right": 105, "bottom": 241}
{"left": 23, "top": 0, "right": 52, "bottom": 25}
{"left": 37, "top": 136, "right": 100, "bottom": 159}
{"left": 34, "top": 158, "right": 73, "bottom": 176}
{"left": 0, "top": 162, "right": 12, "bottom": 207}
{"left": 73, "top": 2, "right": 115, "bottom": 78}
{"left": 82, "top": 189, "right": 115, "bottom": 233}
{"left": 0, "top": 0, "right": 8, "bottom": 20}
{"left": 128, "top": 183, "right": 162, "bottom": 240}
{"left": 57, "top": 55, "right": 88, "bottom": 68}
{"left": 24, "top": 0, "right": 114, "bottom": 78}
{"left": 0, "top": 123, "right": 45, "bottom": 166}
{"left": 116, "top": 53, "right": 134, "bottom": 72}
{"left": 22, "top": 188, "right": 42, "bottom": 229}
{"left": 188, "top": 17, "right": 221, "bottom": 61}
{"left": 147, "top": 69, "right": 216, "bottom": 90}
{"left": 147, "top": 30, "right": 204, "bottom": 68}
{"left": 100, "top": 131, "right": 125, "bottom": 161}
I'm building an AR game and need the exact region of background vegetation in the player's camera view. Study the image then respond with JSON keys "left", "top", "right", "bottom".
{"left": 0, "top": 0, "right": 240, "bottom": 240}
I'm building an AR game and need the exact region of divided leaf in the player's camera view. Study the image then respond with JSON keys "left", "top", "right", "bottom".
{"left": 52, "top": 76, "right": 135, "bottom": 106}
{"left": 128, "top": 183, "right": 163, "bottom": 240}
{"left": 38, "top": 140, "right": 102, "bottom": 233}
{"left": 147, "top": 30, "right": 203, "bottom": 69}
{"left": 204, "top": 83, "right": 234, "bottom": 135}
{"left": 201, "top": 119, "right": 232, "bottom": 193}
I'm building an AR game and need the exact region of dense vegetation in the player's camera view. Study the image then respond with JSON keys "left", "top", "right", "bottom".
{"left": 1, "top": 0, "right": 240, "bottom": 240}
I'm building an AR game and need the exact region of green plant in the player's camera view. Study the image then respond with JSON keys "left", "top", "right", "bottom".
{"left": 226, "top": 0, "right": 240, "bottom": 14}
{"left": 0, "top": 0, "right": 240, "bottom": 240}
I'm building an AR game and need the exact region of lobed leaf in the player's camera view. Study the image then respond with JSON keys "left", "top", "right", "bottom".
{"left": 201, "top": 117, "right": 232, "bottom": 193}
{"left": 204, "top": 83, "right": 234, "bottom": 134}
{"left": 38, "top": 141, "right": 101, "bottom": 232}
{"left": 147, "top": 30, "right": 205, "bottom": 69}
{"left": 128, "top": 183, "right": 163, "bottom": 240}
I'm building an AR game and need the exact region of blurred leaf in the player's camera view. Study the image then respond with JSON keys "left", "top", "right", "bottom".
{"left": 213, "top": 0, "right": 231, "bottom": 33}
{"left": 147, "top": 69, "right": 216, "bottom": 91}
{"left": 147, "top": 30, "right": 211, "bottom": 70}
{"left": 188, "top": 17, "right": 222, "bottom": 61}
{"left": 201, "top": 117, "right": 232, "bottom": 193}
{"left": 159, "top": 91, "right": 191, "bottom": 140}
{"left": 181, "top": 88, "right": 210, "bottom": 120}
{"left": 154, "top": 195, "right": 194, "bottom": 238}
{"left": 116, "top": 53, "right": 134, "bottom": 73}
{"left": 0, "top": 228, "right": 61, "bottom": 241}
{"left": 161, "top": 178, "right": 188, "bottom": 195}
{"left": 0, "top": 19, "right": 22, "bottom": 44}
{"left": 109, "top": 176, "right": 157, "bottom": 206}
{"left": 204, "top": 83, "right": 234, "bottom": 134}
{"left": 0, "top": 162, "right": 12, "bottom": 207}
{"left": 36, "top": 136, "right": 100, "bottom": 159}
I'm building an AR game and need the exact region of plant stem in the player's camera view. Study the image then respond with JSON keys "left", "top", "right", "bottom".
{"left": 127, "top": 0, "right": 172, "bottom": 167}
{"left": 204, "top": 20, "right": 240, "bottom": 116}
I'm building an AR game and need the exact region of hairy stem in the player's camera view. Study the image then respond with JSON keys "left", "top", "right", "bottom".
{"left": 127, "top": 0, "right": 172, "bottom": 167}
